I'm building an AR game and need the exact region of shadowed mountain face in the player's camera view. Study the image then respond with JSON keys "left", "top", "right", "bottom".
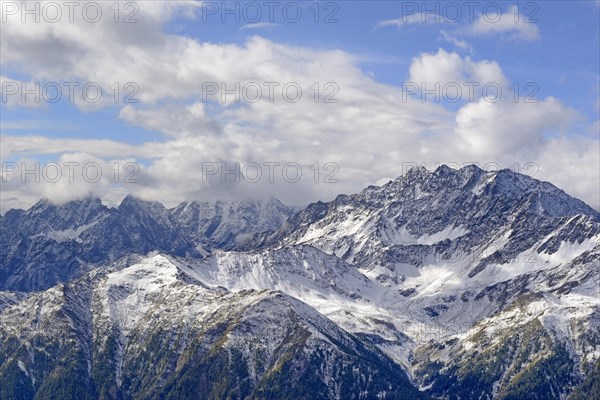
{"left": 1, "top": 165, "right": 598, "bottom": 399}
{"left": 0, "top": 196, "right": 293, "bottom": 291}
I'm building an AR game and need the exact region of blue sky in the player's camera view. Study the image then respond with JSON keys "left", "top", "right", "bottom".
{"left": 1, "top": 1, "right": 599, "bottom": 211}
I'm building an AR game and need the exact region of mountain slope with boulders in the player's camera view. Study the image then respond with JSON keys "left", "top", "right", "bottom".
{"left": 0, "top": 255, "right": 423, "bottom": 400}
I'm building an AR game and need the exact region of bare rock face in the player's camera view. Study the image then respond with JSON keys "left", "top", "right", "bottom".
{"left": 0, "top": 196, "right": 294, "bottom": 291}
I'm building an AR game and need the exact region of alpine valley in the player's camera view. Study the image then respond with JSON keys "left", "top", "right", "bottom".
{"left": 1, "top": 164, "right": 598, "bottom": 399}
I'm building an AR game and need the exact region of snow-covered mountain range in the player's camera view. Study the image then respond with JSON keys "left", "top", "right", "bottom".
{"left": 1, "top": 164, "right": 598, "bottom": 399}
{"left": 0, "top": 197, "right": 293, "bottom": 291}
